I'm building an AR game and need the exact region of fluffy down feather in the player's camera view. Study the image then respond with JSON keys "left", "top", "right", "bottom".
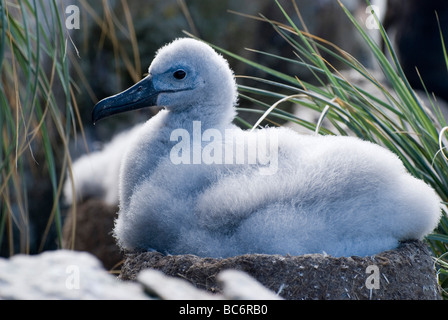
{"left": 69, "top": 38, "right": 442, "bottom": 258}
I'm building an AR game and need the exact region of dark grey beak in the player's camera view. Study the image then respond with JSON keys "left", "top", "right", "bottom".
{"left": 92, "top": 75, "right": 158, "bottom": 124}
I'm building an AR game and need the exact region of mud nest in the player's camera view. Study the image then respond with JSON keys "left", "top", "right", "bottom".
{"left": 62, "top": 199, "right": 123, "bottom": 271}
{"left": 120, "top": 241, "right": 441, "bottom": 300}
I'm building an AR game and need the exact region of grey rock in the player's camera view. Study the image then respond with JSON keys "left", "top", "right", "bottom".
{"left": 217, "top": 269, "right": 282, "bottom": 300}
{"left": 138, "top": 269, "right": 219, "bottom": 300}
{"left": 0, "top": 250, "right": 147, "bottom": 300}
{"left": 138, "top": 268, "right": 281, "bottom": 300}
{"left": 0, "top": 249, "right": 282, "bottom": 300}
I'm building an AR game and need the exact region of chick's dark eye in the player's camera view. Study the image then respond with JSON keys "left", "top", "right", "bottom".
{"left": 173, "top": 70, "right": 187, "bottom": 80}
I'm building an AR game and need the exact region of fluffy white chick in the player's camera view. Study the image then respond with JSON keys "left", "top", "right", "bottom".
{"left": 91, "top": 38, "right": 441, "bottom": 258}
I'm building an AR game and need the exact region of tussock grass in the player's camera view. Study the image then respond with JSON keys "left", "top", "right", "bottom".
{"left": 0, "top": 0, "right": 140, "bottom": 255}
{"left": 0, "top": 0, "right": 74, "bottom": 254}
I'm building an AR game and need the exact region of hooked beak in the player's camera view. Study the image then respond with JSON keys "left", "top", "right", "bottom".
{"left": 92, "top": 75, "right": 158, "bottom": 124}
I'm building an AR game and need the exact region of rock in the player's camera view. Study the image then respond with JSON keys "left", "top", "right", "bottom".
{"left": 0, "top": 249, "right": 281, "bottom": 300}
{"left": 0, "top": 250, "right": 148, "bottom": 300}
{"left": 138, "top": 269, "right": 219, "bottom": 300}
{"left": 138, "top": 269, "right": 281, "bottom": 300}
{"left": 120, "top": 241, "right": 442, "bottom": 300}
{"left": 217, "top": 269, "right": 282, "bottom": 300}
